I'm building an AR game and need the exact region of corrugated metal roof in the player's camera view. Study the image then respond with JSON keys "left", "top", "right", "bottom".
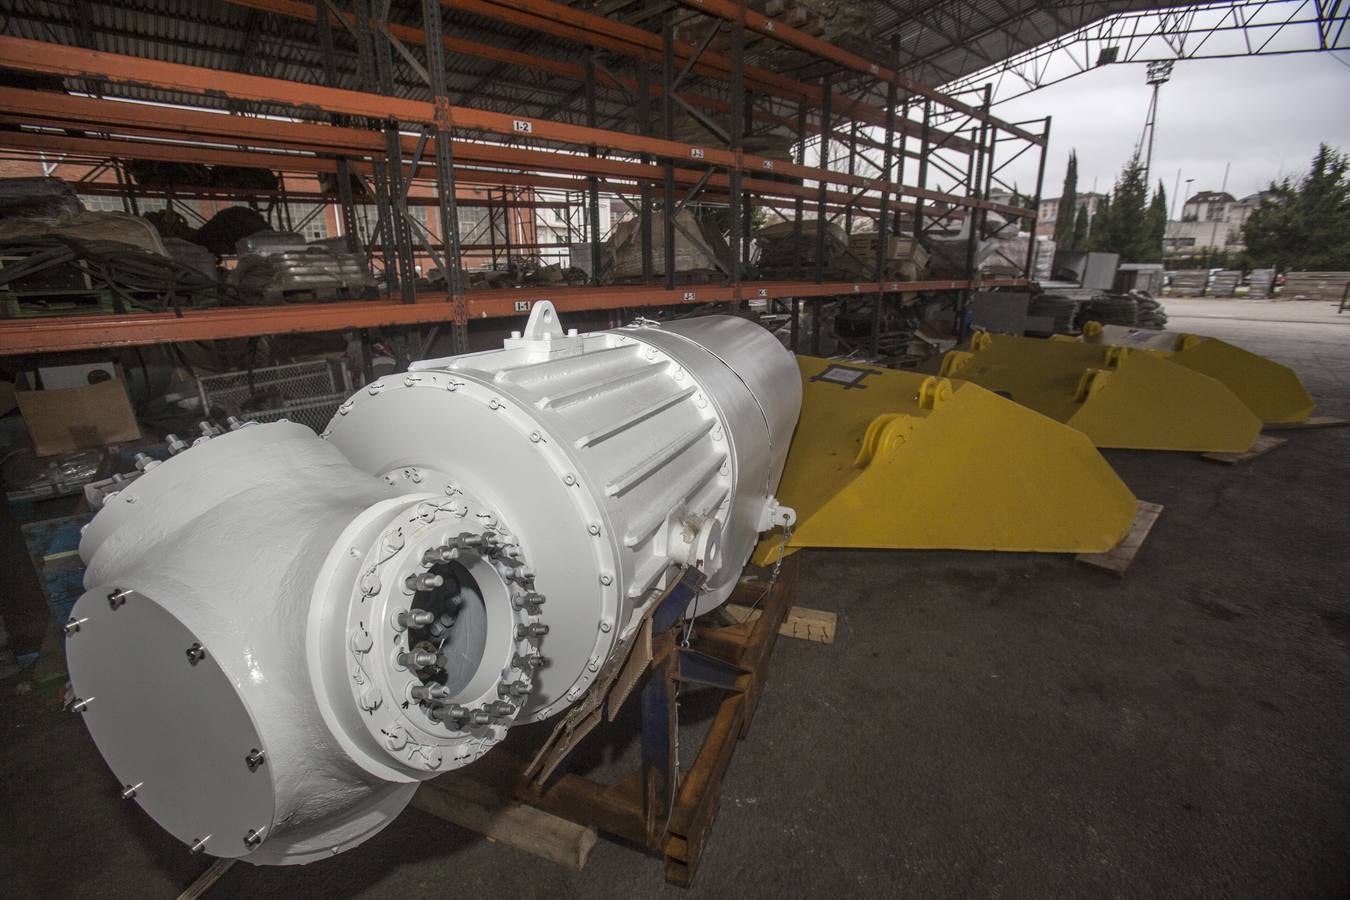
{"left": 0, "top": 0, "right": 1179, "bottom": 128}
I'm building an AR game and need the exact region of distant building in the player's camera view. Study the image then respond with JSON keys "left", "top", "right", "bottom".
{"left": 1035, "top": 192, "right": 1105, "bottom": 238}
{"left": 1165, "top": 190, "right": 1264, "bottom": 254}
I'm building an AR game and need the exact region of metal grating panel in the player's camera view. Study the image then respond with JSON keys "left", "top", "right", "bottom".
{"left": 196, "top": 358, "right": 352, "bottom": 434}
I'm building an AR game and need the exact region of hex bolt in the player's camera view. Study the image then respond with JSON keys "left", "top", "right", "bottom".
{"left": 121, "top": 782, "right": 143, "bottom": 800}
{"left": 429, "top": 704, "right": 468, "bottom": 725}
{"left": 410, "top": 683, "right": 450, "bottom": 702}
{"left": 498, "top": 680, "right": 530, "bottom": 698}
{"left": 165, "top": 434, "right": 188, "bottom": 454}
{"left": 398, "top": 650, "right": 439, "bottom": 670}
{"left": 71, "top": 697, "right": 93, "bottom": 713}
{"left": 422, "top": 546, "right": 456, "bottom": 566}
{"left": 226, "top": 416, "right": 244, "bottom": 431}
{"left": 198, "top": 421, "right": 219, "bottom": 438}
{"left": 244, "top": 749, "right": 266, "bottom": 771}
{"left": 398, "top": 609, "right": 436, "bottom": 629}
{"left": 244, "top": 827, "right": 265, "bottom": 848}
{"left": 185, "top": 643, "right": 206, "bottom": 665}
{"left": 63, "top": 617, "right": 87, "bottom": 635}
{"left": 488, "top": 700, "right": 515, "bottom": 718}
{"left": 189, "top": 836, "right": 211, "bottom": 854}
{"left": 429, "top": 614, "right": 455, "bottom": 638}
{"left": 513, "top": 653, "right": 545, "bottom": 670}
{"left": 516, "top": 623, "right": 549, "bottom": 639}
{"left": 107, "top": 589, "right": 130, "bottom": 609}
{"left": 405, "top": 572, "right": 444, "bottom": 592}
{"left": 469, "top": 709, "right": 492, "bottom": 726}
{"left": 512, "top": 592, "right": 545, "bottom": 611}
{"left": 134, "top": 452, "right": 155, "bottom": 472}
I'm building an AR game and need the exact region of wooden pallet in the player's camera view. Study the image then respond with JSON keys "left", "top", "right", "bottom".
{"left": 415, "top": 557, "right": 801, "bottom": 887}
{"left": 1076, "top": 501, "right": 1164, "bottom": 577}
{"left": 1202, "top": 434, "right": 1287, "bottom": 464}
{"left": 1263, "top": 416, "right": 1350, "bottom": 431}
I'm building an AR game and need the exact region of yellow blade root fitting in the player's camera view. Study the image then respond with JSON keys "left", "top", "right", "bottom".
{"left": 753, "top": 356, "right": 1139, "bottom": 565}
{"left": 940, "top": 333, "right": 1263, "bottom": 452}
{"left": 1082, "top": 323, "right": 1315, "bottom": 424}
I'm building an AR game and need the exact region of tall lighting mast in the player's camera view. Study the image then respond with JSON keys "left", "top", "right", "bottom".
{"left": 1140, "top": 60, "right": 1173, "bottom": 184}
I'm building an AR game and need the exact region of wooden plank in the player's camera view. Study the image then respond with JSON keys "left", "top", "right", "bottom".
{"left": 723, "top": 602, "right": 836, "bottom": 644}
{"left": 175, "top": 858, "right": 235, "bottom": 900}
{"left": 1076, "top": 501, "right": 1164, "bottom": 578}
{"left": 412, "top": 773, "right": 597, "bottom": 870}
{"left": 1263, "top": 416, "right": 1350, "bottom": 431}
{"left": 1202, "top": 434, "right": 1287, "bottom": 464}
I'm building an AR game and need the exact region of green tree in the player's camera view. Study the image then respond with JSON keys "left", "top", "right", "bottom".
{"left": 1088, "top": 193, "right": 1112, "bottom": 252}
{"left": 1108, "top": 154, "right": 1152, "bottom": 261}
{"left": 1053, "top": 151, "right": 1078, "bottom": 249}
{"left": 1072, "top": 203, "right": 1089, "bottom": 251}
{"left": 1145, "top": 180, "right": 1168, "bottom": 261}
{"left": 1243, "top": 143, "right": 1350, "bottom": 269}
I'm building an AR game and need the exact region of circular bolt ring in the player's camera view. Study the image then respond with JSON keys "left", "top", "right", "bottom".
{"left": 185, "top": 643, "right": 205, "bottom": 665}
{"left": 244, "top": 749, "right": 266, "bottom": 771}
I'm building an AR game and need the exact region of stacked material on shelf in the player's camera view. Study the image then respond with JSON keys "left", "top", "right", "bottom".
{"left": 980, "top": 233, "right": 1032, "bottom": 276}
{"left": 1209, "top": 270, "right": 1242, "bottom": 297}
{"left": 835, "top": 231, "right": 929, "bottom": 281}
{"left": 755, "top": 218, "right": 848, "bottom": 278}
{"left": 1247, "top": 268, "right": 1275, "bottom": 298}
{"left": 1283, "top": 271, "right": 1350, "bottom": 301}
{"left": 603, "top": 208, "right": 729, "bottom": 281}
{"left": 230, "top": 231, "right": 375, "bottom": 304}
{"left": 1076, "top": 292, "right": 1138, "bottom": 328}
{"left": 1168, "top": 270, "right": 1208, "bottom": 296}
{"left": 0, "top": 176, "right": 82, "bottom": 222}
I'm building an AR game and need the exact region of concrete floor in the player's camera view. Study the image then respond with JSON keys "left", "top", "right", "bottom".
{"left": 2, "top": 299, "right": 1348, "bottom": 898}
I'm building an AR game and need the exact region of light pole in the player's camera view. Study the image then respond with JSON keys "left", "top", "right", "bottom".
{"left": 1140, "top": 60, "right": 1173, "bottom": 185}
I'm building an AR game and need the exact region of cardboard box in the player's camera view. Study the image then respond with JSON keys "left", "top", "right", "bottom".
{"left": 16, "top": 376, "right": 141, "bottom": 457}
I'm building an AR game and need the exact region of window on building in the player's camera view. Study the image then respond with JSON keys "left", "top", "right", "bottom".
{"left": 287, "top": 203, "right": 330, "bottom": 241}
{"left": 1206, "top": 202, "right": 1226, "bottom": 223}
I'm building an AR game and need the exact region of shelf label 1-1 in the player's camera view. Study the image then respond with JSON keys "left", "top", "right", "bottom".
{"left": 514, "top": 300, "right": 531, "bottom": 312}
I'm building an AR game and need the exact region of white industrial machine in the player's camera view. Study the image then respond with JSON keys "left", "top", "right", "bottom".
{"left": 64, "top": 303, "right": 800, "bottom": 864}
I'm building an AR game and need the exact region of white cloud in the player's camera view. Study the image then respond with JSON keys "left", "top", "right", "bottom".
{"left": 991, "top": 51, "right": 1350, "bottom": 209}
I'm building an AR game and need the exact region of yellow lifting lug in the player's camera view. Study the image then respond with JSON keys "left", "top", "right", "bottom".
{"left": 917, "top": 375, "right": 954, "bottom": 410}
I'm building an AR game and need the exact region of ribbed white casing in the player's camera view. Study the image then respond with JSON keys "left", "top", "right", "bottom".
{"left": 65, "top": 303, "right": 801, "bottom": 865}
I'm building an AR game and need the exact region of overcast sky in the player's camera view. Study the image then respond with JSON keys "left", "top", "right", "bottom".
{"left": 989, "top": 51, "right": 1350, "bottom": 213}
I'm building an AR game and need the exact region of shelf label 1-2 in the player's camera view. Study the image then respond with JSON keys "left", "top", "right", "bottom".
{"left": 512, "top": 120, "right": 533, "bottom": 134}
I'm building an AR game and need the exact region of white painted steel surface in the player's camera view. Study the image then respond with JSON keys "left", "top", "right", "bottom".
{"left": 67, "top": 302, "right": 801, "bottom": 863}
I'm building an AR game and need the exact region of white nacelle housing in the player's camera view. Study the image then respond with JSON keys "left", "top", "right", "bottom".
{"left": 66, "top": 304, "right": 801, "bottom": 864}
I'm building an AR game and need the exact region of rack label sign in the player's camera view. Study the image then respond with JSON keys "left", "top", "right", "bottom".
{"left": 512, "top": 120, "right": 533, "bottom": 134}
{"left": 514, "top": 300, "right": 531, "bottom": 312}
{"left": 682, "top": 291, "right": 697, "bottom": 302}
{"left": 690, "top": 148, "right": 705, "bottom": 159}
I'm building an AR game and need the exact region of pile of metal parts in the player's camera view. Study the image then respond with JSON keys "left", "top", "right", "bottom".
{"left": 602, "top": 208, "right": 730, "bottom": 282}
{"left": 229, "top": 232, "right": 376, "bottom": 304}
{"left": 754, "top": 219, "right": 849, "bottom": 279}
{"left": 65, "top": 303, "right": 800, "bottom": 864}
{"left": 0, "top": 177, "right": 229, "bottom": 314}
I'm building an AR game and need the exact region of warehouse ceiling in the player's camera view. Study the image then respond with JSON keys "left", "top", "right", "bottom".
{"left": 0, "top": 0, "right": 1185, "bottom": 133}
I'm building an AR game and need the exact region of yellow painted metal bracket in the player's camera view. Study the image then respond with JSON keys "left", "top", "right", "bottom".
{"left": 940, "top": 333, "right": 1263, "bottom": 452}
{"left": 753, "top": 356, "right": 1139, "bottom": 564}
{"left": 1082, "top": 323, "right": 1314, "bottom": 424}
